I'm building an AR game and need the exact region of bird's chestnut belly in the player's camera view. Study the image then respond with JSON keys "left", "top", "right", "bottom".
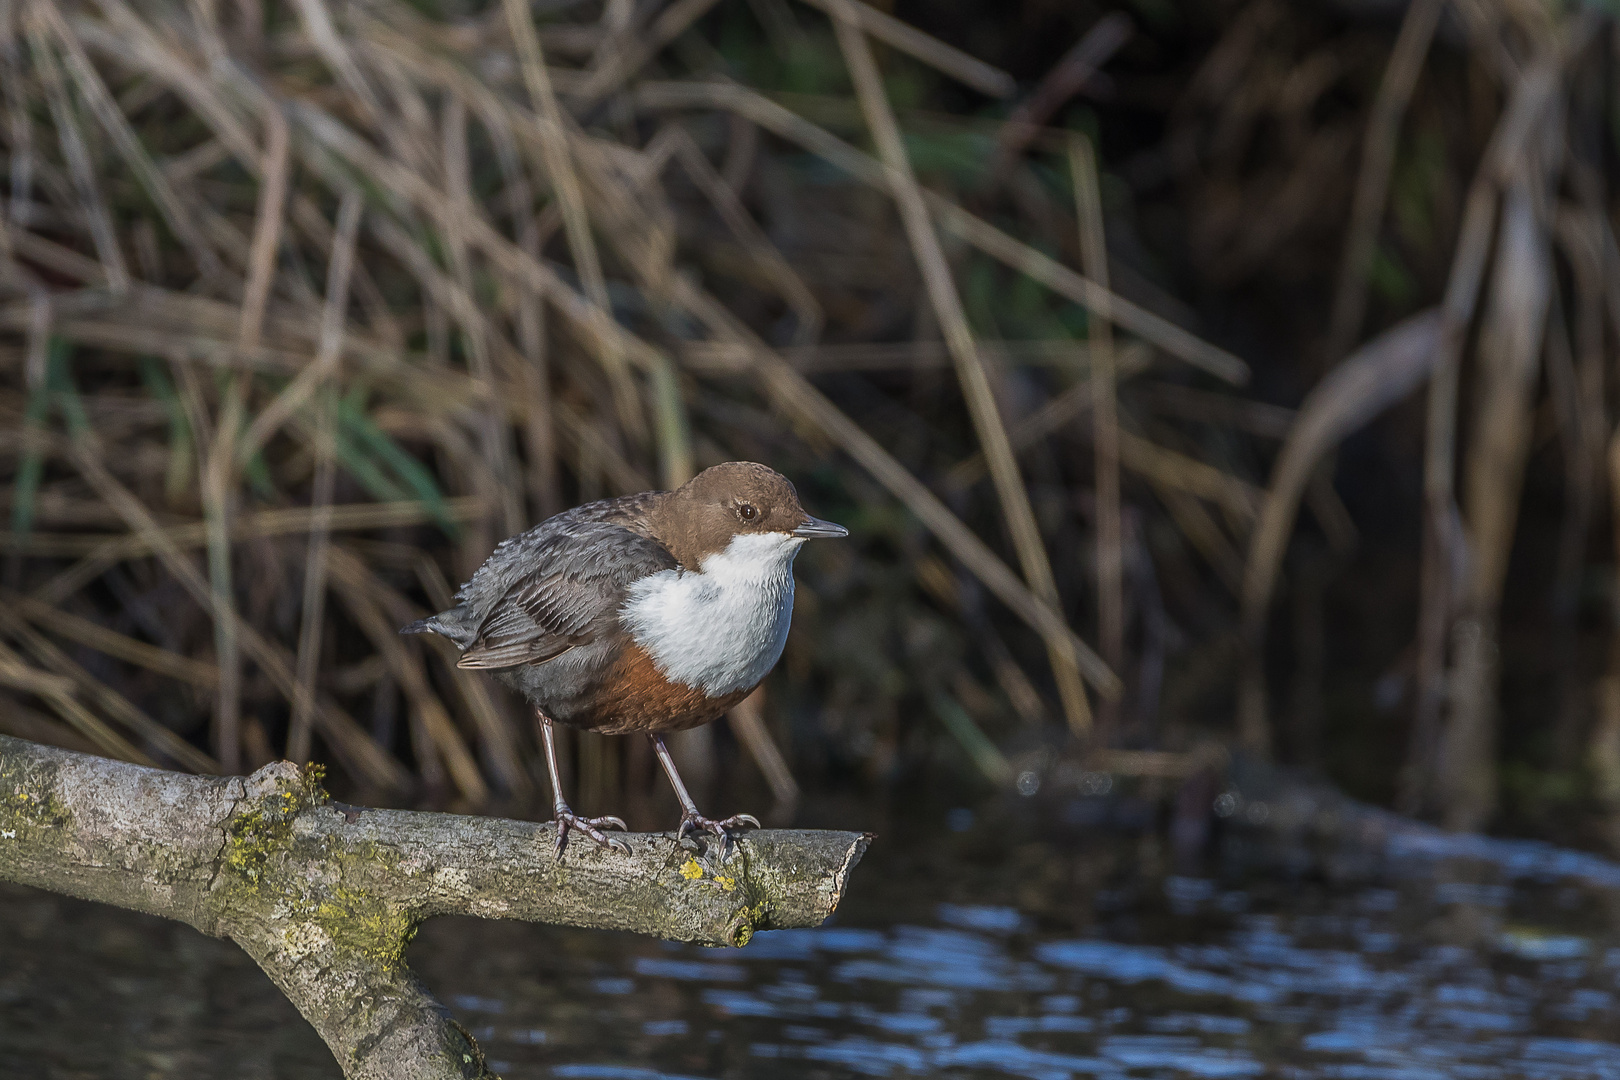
{"left": 496, "top": 638, "right": 753, "bottom": 735}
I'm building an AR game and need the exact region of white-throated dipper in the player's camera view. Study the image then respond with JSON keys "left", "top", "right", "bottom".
{"left": 402, "top": 461, "right": 847, "bottom": 854}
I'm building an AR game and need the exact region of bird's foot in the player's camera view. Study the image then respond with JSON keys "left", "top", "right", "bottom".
{"left": 678, "top": 812, "right": 761, "bottom": 854}
{"left": 552, "top": 808, "right": 630, "bottom": 857}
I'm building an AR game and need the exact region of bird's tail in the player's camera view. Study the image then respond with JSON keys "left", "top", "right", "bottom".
{"left": 400, "top": 608, "right": 476, "bottom": 649}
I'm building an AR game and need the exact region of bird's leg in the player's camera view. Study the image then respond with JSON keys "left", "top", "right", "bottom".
{"left": 537, "top": 709, "right": 628, "bottom": 856}
{"left": 650, "top": 733, "right": 760, "bottom": 851}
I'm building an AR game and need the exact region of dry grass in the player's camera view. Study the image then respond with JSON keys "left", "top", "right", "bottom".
{"left": 0, "top": 0, "right": 1611, "bottom": 834}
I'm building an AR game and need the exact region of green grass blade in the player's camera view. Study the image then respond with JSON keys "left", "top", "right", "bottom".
{"left": 337, "top": 391, "right": 458, "bottom": 537}
{"left": 138, "top": 357, "right": 195, "bottom": 504}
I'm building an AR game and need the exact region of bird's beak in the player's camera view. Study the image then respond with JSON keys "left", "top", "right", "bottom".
{"left": 794, "top": 515, "right": 849, "bottom": 539}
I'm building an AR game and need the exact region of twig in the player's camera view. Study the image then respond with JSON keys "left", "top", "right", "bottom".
{"left": 10, "top": 496, "right": 488, "bottom": 568}
{"left": 550, "top": 130, "right": 694, "bottom": 489}
{"left": 796, "top": 0, "right": 1015, "bottom": 99}
{"left": 942, "top": 342, "right": 1150, "bottom": 487}
{"left": 24, "top": 6, "right": 129, "bottom": 293}
{"left": 1117, "top": 430, "right": 1260, "bottom": 524}
{"left": 440, "top": 95, "right": 526, "bottom": 538}
{"left": 287, "top": 0, "right": 382, "bottom": 124}
{"left": 501, "top": 0, "right": 645, "bottom": 440}
{"left": 932, "top": 202, "right": 1248, "bottom": 386}
{"left": 683, "top": 337, "right": 1136, "bottom": 375}
{"left": 1441, "top": 176, "right": 1557, "bottom": 831}
{"left": 569, "top": 0, "right": 724, "bottom": 108}
{"left": 0, "top": 2, "right": 34, "bottom": 233}
{"left": 494, "top": 94, "right": 560, "bottom": 521}
{"left": 1239, "top": 311, "right": 1446, "bottom": 753}
{"left": 0, "top": 644, "right": 152, "bottom": 764}
{"left": 201, "top": 361, "right": 246, "bottom": 775}
{"left": 326, "top": 547, "right": 488, "bottom": 804}
{"left": 1410, "top": 26, "right": 1586, "bottom": 820}
{"left": 287, "top": 191, "right": 361, "bottom": 767}
{"left": 929, "top": 690, "right": 1014, "bottom": 785}
{"left": 36, "top": 0, "right": 226, "bottom": 286}
{"left": 389, "top": 550, "right": 531, "bottom": 797}
{"left": 1155, "top": 485, "right": 1245, "bottom": 596}
{"left": 1071, "top": 134, "right": 1122, "bottom": 735}
{"left": 728, "top": 686, "right": 799, "bottom": 809}
{"left": 0, "top": 603, "right": 217, "bottom": 773}
{"left": 653, "top": 124, "right": 822, "bottom": 345}
{"left": 1552, "top": 205, "right": 1610, "bottom": 621}
{"left": 237, "top": 106, "right": 289, "bottom": 351}
{"left": 832, "top": 1, "right": 1092, "bottom": 732}
{"left": 193, "top": 109, "right": 283, "bottom": 764}
{"left": 1324, "top": 0, "right": 1442, "bottom": 362}
{"left": 986, "top": 13, "right": 1131, "bottom": 189}
{"left": 1137, "top": 384, "right": 1296, "bottom": 439}
{"left": 2, "top": 590, "right": 220, "bottom": 689}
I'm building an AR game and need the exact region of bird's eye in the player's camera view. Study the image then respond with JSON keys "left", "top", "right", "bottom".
{"left": 738, "top": 503, "right": 758, "bottom": 522}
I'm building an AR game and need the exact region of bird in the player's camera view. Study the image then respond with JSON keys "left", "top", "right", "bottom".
{"left": 402, "top": 461, "right": 847, "bottom": 854}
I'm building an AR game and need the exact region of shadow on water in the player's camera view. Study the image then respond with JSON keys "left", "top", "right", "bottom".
{"left": 9, "top": 786, "right": 1620, "bottom": 1079}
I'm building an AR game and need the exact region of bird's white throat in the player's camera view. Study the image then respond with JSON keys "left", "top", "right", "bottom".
{"left": 620, "top": 531, "right": 802, "bottom": 696}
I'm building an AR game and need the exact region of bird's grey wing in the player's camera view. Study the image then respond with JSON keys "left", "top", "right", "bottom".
{"left": 455, "top": 522, "right": 676, "bottom": 670}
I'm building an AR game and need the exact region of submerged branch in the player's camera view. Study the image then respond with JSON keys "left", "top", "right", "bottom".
{"left": 0, "top": 735, "right": 870, "bottom": 1080}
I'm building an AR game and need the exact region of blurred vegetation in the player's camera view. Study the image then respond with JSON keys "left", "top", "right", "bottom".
{"left": 0, "top": 0, "right": 1616, "bottom": 848}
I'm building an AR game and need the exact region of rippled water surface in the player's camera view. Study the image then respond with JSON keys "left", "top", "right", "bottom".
{"left": 9, "top": 793, "right": 1620, "bottom": 1079}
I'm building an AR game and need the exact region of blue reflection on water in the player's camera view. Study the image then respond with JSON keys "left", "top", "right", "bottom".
{"left": 553, "top": 1067, "right": 711, "bottom": 1080}
{"left": 418, "top": 836, "right": 1620, "bottom": 1080}
{"left": 938, "top": 903, "right": 1030, "bottom": 934}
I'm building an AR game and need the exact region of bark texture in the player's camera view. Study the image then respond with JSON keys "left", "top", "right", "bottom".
{"left": 0, "top": 735, "right": 870, "bottom": 1079}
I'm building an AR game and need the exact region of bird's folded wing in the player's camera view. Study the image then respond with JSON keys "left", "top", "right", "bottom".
{"left": 456, "top": 522, "right": 676, "bottom": 670}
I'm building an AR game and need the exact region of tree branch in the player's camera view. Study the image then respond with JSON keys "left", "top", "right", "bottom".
{"left": 0, "top": 735, "right": 870, "bottom": 1079}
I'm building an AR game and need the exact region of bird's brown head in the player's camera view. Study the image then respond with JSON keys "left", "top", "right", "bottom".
{"left": 651, "top": 461, "right": 847, "bottom": 570}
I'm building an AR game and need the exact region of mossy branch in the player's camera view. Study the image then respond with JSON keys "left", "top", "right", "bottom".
{"left": 0, "top": 735, "right": 870, "bottom": 1080}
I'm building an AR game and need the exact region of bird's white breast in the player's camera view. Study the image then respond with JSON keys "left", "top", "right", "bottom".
{"left": 619, "top": 532, "right": 802, "bottom": 697}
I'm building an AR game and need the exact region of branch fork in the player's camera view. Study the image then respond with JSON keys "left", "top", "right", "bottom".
{"left": 0, "top": 735, "right": 870, "bottom": 1079}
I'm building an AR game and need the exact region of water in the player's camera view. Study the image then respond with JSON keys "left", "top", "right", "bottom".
{"left": 9, "top": 792, "right": 1620, "bottom": 1079}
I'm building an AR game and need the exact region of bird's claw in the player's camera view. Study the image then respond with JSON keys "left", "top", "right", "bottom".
{"left": 552, "top": 809, "right": 630, "bottom": 857}
{"left": 677, "top": 812, "right": 761, "bottom": 854}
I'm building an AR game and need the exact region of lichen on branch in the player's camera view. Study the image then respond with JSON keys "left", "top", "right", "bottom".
{"left": 0, "top": 735, "right": 870, "bottom": 1080}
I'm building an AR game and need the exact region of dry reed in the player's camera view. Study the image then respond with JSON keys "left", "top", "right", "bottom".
{"left": 0, "top": 0, "right": 1609, "bottom": 840}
